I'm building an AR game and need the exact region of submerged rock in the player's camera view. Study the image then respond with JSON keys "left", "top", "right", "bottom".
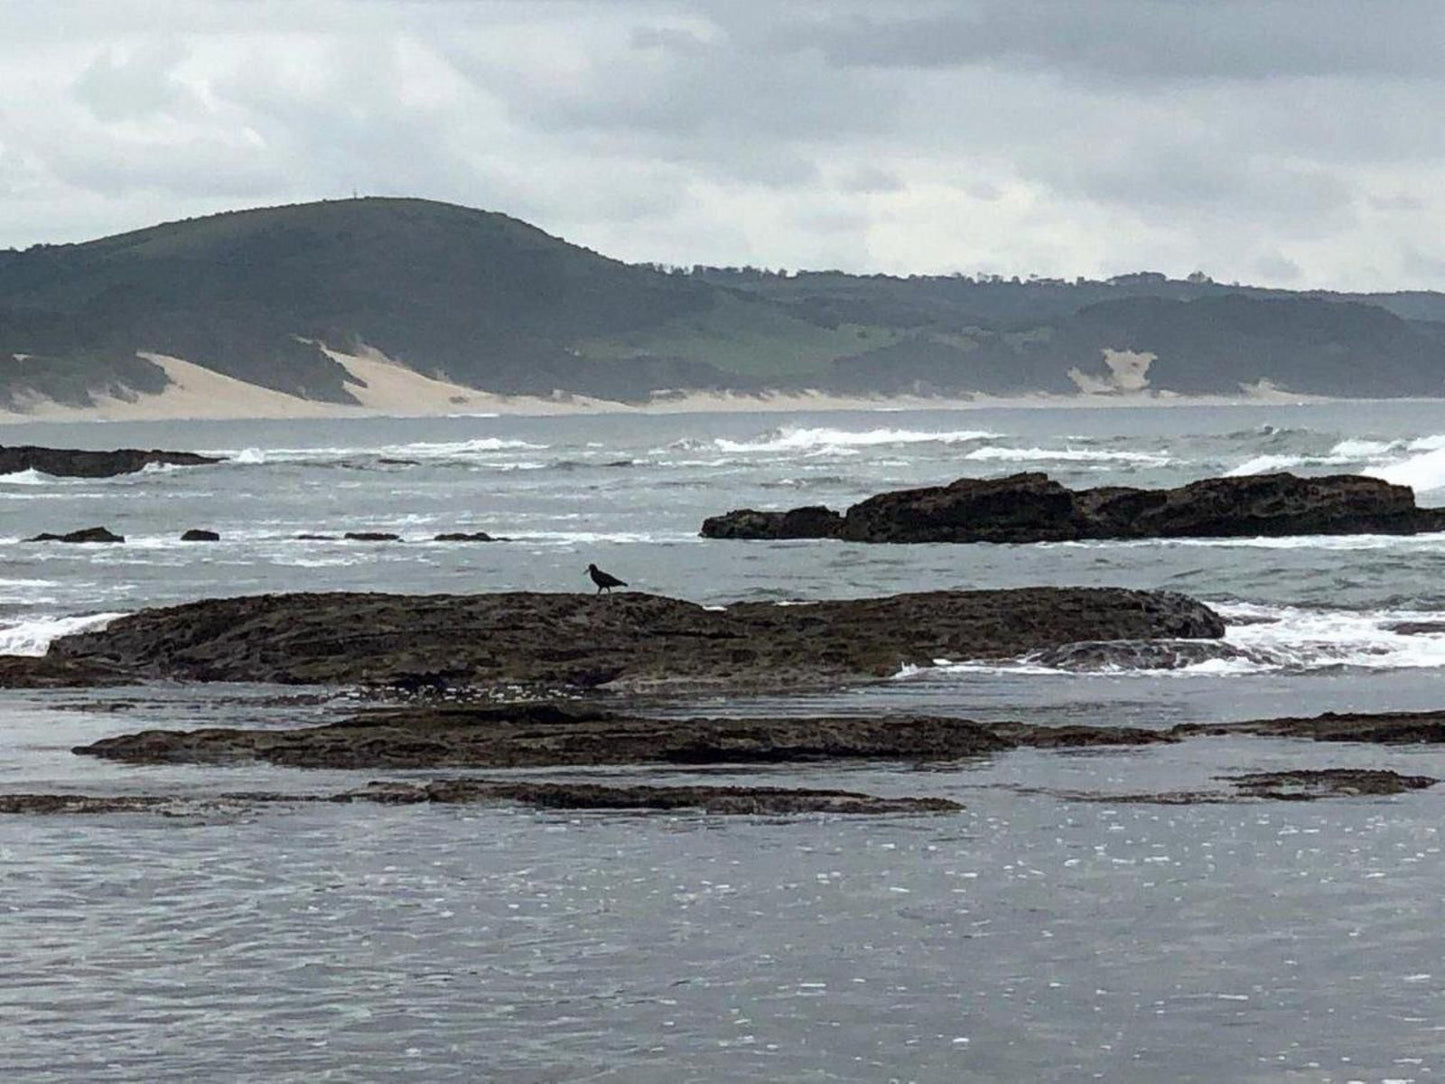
{"left": 343, "top": 531, "right": 402, "bottom": 542}
{"left": 0, "top": 445, "right": 220, "bottom": 478}
{"left": 0, "top": 780, "right": 961, "bottom": 817}
{"left": 433, "top": 531, "right": 494, "bottom": 542}
{"left": 74, "top": 705, "right": 1174, "bottom": 769}
{"left": 25, "top": 526, "right": 125, "bottom": 544}
{"left": 180, "top": 529, "right": 220, "bottom": 542}
{"left": 702, "top": 471, "right": 1445, "bottom": 543}
{"left": 1225, "top": 768, "right": 1437, "bottom": 799}
{"left": 25, "top": 587, "right": 1224, "bottom": 691}
{"left": 1069, "top": 768, "right": 1438, "bottom": 804}
{"left": 0, "top": 793, "right": 175, "bottom": 814}
{"left": 335, "top": 779, "right": 962, "bottom": 815}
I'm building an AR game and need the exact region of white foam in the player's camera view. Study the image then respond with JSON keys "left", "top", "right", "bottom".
{"left": 387, "top": 438, "right": 547, "bottom": 456}
{"left": 965, "top": 446, "right": 1171, "bottom": 465}
{"left": 0, "top": 611, "right": 128, "bottom": 656}
{"left": 893, "top": 602, "right": 1445, "bottom": 679}
{"left": 1216, "top": 601, "right": 1445, "bottom": 672}
{"left": 1159, "top": 533, "right": 1445, "bottom": 551}
{"left": 0, "top": 468, "right": 53, "bottom": 485}
{"left": 1329, "top": 438, "right": 1401, "bottom": 458}
{"left": 503, "top": 529, "right": 697, "bottom": 545}
{"left": 714, "top": 426, "right": 998, "bottom": 454}
{"left": 217, "top": 437, "right": 547, "bottom": 465}
{"left": 1370, "top": 446, "right": 1445, "bottom": 493}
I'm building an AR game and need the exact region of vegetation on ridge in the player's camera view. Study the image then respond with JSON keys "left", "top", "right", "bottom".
{"left": 1, "top": 196, "right": 1443, "bottom": 408}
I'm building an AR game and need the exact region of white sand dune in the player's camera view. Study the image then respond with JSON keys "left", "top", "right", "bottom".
{"left": 0, "top": 348, "right": 1331, "bottom": 425}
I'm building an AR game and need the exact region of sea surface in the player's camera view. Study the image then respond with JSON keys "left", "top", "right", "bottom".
{"left": 5, "top": 401, "right": 1445, "bottom": 1081}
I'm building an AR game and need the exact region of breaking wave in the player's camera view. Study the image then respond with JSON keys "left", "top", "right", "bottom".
{"left": 219, "top": 438, "right": 548, "bottom": 467}
{"left": 0, "top": 612, "right": 127, "bottom": 657}
{"left": 1371, "top": 446, "right": 1445, "bottom": 493}
{"left": 965, "top": 446, "right": 1172, "bottom": 466}
{"left": 713, "top": 426, "right": 998, "bottom": 454}
{"left": 0, "top": 469, "right": 52, "bottom": 485}
{"left": 892, "top": 601, "right": 1445, "bottom": 679}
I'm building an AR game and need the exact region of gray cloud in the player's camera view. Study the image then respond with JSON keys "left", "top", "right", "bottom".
{"left": 796, "top": 0, "right": 1445, "bottom": 83}
{"left": 0, "top": 0, "right": 1439, "bottom": 291}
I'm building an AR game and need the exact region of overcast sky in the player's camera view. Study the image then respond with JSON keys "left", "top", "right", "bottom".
{"left": 1, "top": 0, "right": 1441, "bottom": 290}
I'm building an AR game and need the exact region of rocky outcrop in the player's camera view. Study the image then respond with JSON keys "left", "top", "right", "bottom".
{"left": 699, "top": 506, "right": 844, "bottom": 540}
{"left": 22, "top": 587, "right": 1223, "bottom": 691}
{"left": 0, "top": 445, "right": 220, "bottom": 478}
{"left": 74, "top": 704, "right": 1176, "bottom": 769}
{"left": 343, "top": 531, "right": 402, "bottom": 542}
{"left": 180, "top": 529, "right": 220, "bottom": 542}
{"left": 701, "top": 471, "right": 1445, "bottom": 543}
{"left": 25, "top": 526, "right": 125, "bottom": 543}
{"left": 433, "top": 531, "right": 494, "bottom": 542}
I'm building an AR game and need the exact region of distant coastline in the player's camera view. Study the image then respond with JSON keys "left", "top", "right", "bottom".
{"left": 0, "top": 349, "right": 1338, "bottom": 425}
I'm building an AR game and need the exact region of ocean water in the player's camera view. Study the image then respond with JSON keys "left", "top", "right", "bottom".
{"left": 5, "top": 401, "right": 1445, "bottom": 1081}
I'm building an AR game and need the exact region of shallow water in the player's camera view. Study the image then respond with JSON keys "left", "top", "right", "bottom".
{"left": 7, "top": 402, "right": 1445, "bottom": 1080}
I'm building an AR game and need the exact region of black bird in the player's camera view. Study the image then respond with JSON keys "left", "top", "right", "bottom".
{"left": 587, "top": 563, "right": 627, "bottom": 594}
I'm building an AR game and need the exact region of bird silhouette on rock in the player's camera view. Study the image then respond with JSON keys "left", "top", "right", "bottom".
{"left": 587, "top": 563, "right": 627, "bottom": 594}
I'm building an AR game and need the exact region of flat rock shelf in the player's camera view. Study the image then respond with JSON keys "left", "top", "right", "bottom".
{"left": 4, "top": 586, "right": 1226, "bottom": 693}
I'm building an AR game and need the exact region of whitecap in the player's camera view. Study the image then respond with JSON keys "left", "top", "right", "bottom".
{"left": 1369, "top": 446, "right": 1445, "bottom": 493}
{"left": 965, "top": 446, "right": 1171, "bottom": 466}
{"left": 714, "top": 426, "right": 998, "bottom": 454}
{"left": 0, "top": 468, "right": 54, "bottom": 485}
{"left": 1329, "top": 438, "right": 1401, "bottom": 458}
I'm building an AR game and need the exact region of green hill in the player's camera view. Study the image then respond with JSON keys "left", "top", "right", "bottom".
{"left": 1, "top": 197, "right": 1443, "bottom": 407}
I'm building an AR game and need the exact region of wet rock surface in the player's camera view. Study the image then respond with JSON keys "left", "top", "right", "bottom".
{"left": 180, "top": 529, "right": 220, "bottom": 542}
{"left": 702, "top": 471, "right": 1445, "bottom": 543}
{"left": 1225, "top": 769, "right": 1437, "bottom": 799}
{"left": 1024, "top": 638, "right": 1258, "bottom": 672}
{"left": 18, "top": 587, "right": 1224, "bottom": 692}
{"left": 1384, "top": 621, "right": 1445, "bottom": 636}
{"left": 0, "top": 445, "right": 220, "bottom": 478}
{"left": 335, "top": 779, "right": 962, "bottom": 815}
{"left": 0, "top": 780, "right": 960, "bottom": 817}
{"left": 1177, "top": 710, "right": 1445, "bottom": 744}
{"left": 73, "top": 705, "right": 1175, "bottom": 769}
{"left": 433, "top": 531, "right": 495, "bottom": 542}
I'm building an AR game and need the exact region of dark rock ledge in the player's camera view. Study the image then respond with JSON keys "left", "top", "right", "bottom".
{"left": 0, "top": 781, "right": 960, "bottom": 817}
{"left": 1177, "top": 710, "right": 1445, "bottom": 744}
{"left": 1, "top": 586, "right": 1224, "bottom": 692}
{"left": 0, "top": 445, "right": 220, "bottom": 478}
{"left": 74, "top": 705, "right": 1175, "bottom": 769}
{"left": 702, "top": 471, "right": 1445, "bottom": 544}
